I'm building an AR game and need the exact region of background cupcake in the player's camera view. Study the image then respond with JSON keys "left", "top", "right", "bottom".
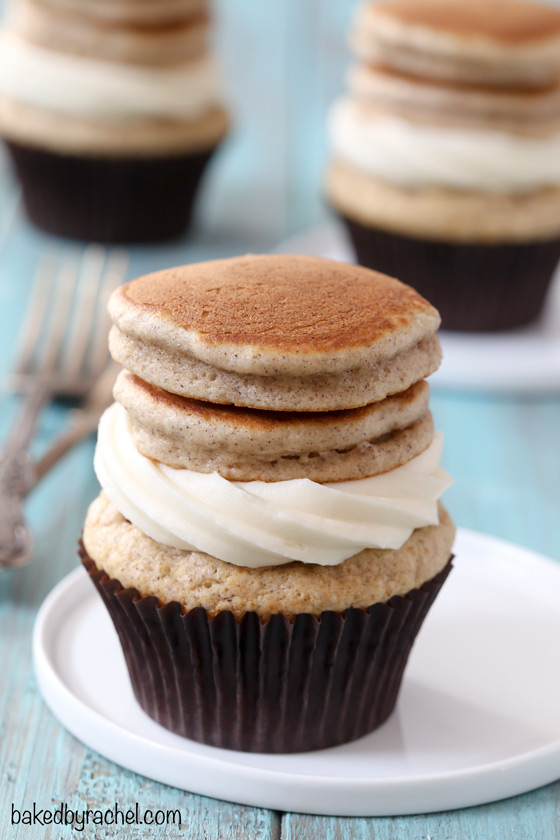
{"left": 326, "top": 0, "right": 560, "bottom": 332}
{"left": 0, "top": 0, "right": 228, "bottom": 242}
{"left": 82, "top": 254, "right": 455, "bottom": 753}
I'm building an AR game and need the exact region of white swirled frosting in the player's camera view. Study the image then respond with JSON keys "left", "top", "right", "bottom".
{"left": 329, "top": 98, "right": 560, "bottom": 192}
{"left": 0, "top": 32, "right": 221, "bottom": 120}
{"left": 94, "top": 403, "right": 452, "bottom": 569}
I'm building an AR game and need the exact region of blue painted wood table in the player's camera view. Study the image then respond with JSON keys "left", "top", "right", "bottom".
{"left": 1, "top": 1, "right": 560, "bottom": 837}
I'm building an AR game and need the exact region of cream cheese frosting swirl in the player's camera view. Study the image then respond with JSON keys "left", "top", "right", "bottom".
{"left": 0, "top": 32, "right": 222, "bottom": 120}
{"left": 329, "top": 97, "right": 560, "bottom": 192}
{"left": 94, "top": 402, "right": 453, "bottom": 569}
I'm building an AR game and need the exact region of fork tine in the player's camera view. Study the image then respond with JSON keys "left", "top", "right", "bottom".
{"left": 11, "top": 244, "right": 128, "bottom": 399}
{"left": 88, "top": 248, "right": 128, "bottom": 379}
{"left": 40, "top": 251, "right": 81, "bottom": 375}
{"left": 13, "top": 249, "right": 57, "bottom": 378}
{"left": 61, "top": 245, "right": 106, "bottom": 381}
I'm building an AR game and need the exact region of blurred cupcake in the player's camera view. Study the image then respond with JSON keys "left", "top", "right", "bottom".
{"left": 81, "top": 254, "right": 455, "bottom": 753}
{"left": 326, "top": 0, "right": 560, "bottom": 331}
{"left": 0, "top": 0, "right": 228, "bottom": 242}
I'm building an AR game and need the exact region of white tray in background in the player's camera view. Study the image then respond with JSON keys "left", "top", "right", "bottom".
{"left": 276, "top": 223, "right": 560, "bottom": 393}
{"left": 33, "top": 529, "right": 560, "bottom": 817}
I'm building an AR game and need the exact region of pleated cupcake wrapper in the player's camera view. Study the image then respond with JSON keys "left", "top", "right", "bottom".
{"left": 80, "top": 544, "right": 452, "bottom": 753}
{"left": 342, "top": 215, "right": 560, "bottom": 332}
{"left": 5, "top": 141, "right": 218, "bottom": 243}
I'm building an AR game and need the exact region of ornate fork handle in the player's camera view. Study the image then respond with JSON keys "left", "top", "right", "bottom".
{"left": 0, "top": 449, "right": 36, "bottom": 567}
{"left": 0, "top": 387, "right": 49, "bottom": 568}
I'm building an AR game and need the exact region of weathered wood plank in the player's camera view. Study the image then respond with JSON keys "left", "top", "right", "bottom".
{"left": 430, "top": 392, "right": 560, "bottom": 562}
{"left": 283, "top": 780, "right": 560, "bottom": 840}
{"left": 68, "top": 752, "right": 280, "bottom": 840}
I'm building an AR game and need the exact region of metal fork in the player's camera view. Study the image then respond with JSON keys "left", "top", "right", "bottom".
{"left": 0, "top": 245, "right": 127, "bottom": 569}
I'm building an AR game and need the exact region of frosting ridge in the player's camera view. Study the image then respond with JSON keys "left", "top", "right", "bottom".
{"left": 0, "top": 32, "right": 222, "bottom": 120}
{"left": 329, "top": 97, "right": 560, "bottom": 191}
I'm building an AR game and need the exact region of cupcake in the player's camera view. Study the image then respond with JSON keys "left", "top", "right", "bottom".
{"left": 0, "top": 0, "right": 228, "bottom": 242}
{"left": 326, "top": 0, "right": 560, "bottom": 331}
{"left": 81, "top": 254, "right": 455, "bottom": 753}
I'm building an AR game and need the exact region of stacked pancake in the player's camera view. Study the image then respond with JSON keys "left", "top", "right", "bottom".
{"left": 326, "top": 0, "right": 560, "bottom": 331}
{"left": 10, "top": 0, "right": 213, "bottom": 66}
{"left": 82, "top": 254, "right": 455, "bottom": 752}
{"left": 0, "top": 0, "right": 227, "bottom": 241}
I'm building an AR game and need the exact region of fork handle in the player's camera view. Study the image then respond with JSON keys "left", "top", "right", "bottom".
{"left": 0, "top": 386, "right": 49, "bottom": 567}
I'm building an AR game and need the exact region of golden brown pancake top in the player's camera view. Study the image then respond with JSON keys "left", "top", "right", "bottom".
{"left": 373, "top": 0, "right": 560, "bottom": 44}
{"left": 122, "top": 255, "right": 437, "bottom": 354}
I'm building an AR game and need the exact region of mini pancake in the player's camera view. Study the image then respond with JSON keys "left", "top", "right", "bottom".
{"left": 114, "top": 371, "right": 434, "bottom": 481}
{"left": 349, "top": 63, "right": 560, "bottom": 136}
{"left": 12, "top": 1, "right": 209, "bottom": 66}
{"left": 30, "top": 0, "right": 208, "bottom": 25}
{"left": 108, "top": 254, "right": 441, "bottom": 411}
{"left": 352, "top": 0, "right": 560, "bottom": 87}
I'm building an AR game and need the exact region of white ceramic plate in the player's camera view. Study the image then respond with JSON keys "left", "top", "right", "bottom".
{"left": 33, "top": 529, "right": 560, "bottom": 817}
{"left": 276, "top": 223, "right": 560, "bottom": 393}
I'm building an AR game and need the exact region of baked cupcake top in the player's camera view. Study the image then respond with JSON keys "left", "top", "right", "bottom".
{"left": 84, "top": 492, "right": 455, "bottom": 617}
{"left": 108, "top": 254, "right": 441, "bottom": 411}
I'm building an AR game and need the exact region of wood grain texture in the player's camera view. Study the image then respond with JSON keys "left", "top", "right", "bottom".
{"left": 283, "top": 779, "right": 560, "bottom": 840}
{"left": 1, "top": 0, "right": 560, "bottom": 837}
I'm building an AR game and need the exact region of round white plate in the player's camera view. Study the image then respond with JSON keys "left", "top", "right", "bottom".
{"left": 276, "top": 223, "right": 560, "bottom": 393}
{"left": 33, "top": 529, "right": 560, "bottom": 816}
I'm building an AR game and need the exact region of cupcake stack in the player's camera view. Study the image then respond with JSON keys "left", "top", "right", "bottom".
{"left": 0, "top": 0, "right": 228, "bottom": 241}
{"left": 81, "top": 254, "right": 455, "bottom": 753}
{"left": 327, "top": 0, "right": 560, "bottom": 331}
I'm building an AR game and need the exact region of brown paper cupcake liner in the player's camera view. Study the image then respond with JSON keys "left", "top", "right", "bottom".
{"left": 342, "top": 215, "right": 560, "bottom": 332}
{"left": 80, "top": 543, "right": 452, "bottom": 753}
{"left": 5, "top": 141, "right": 218, "bottom": 243}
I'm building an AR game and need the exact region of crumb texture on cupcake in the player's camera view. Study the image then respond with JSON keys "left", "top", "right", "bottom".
{"left": 83, "top": 493, "right": 455, "bottom": 620}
